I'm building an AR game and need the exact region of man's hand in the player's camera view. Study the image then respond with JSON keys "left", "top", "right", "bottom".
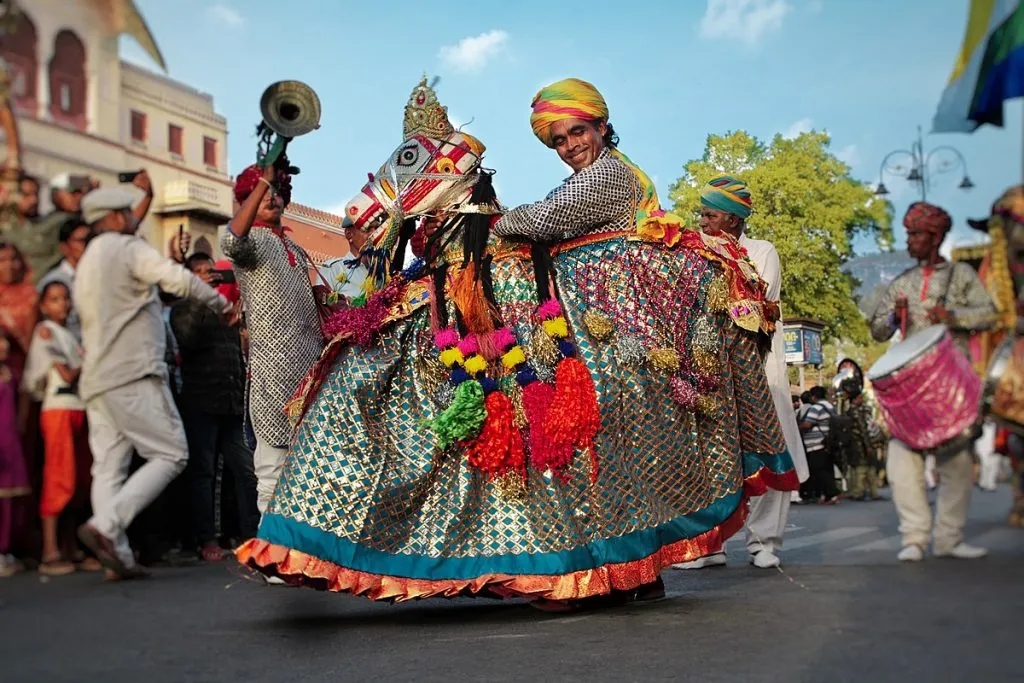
{"left": 226, "top": 300, "right": 243, "bottom": 327}
{"left": 926, "top": 304, "right": 952, "bottom": 324}
{"left": 132, "top": 169, "right": 153, "bottom": 196}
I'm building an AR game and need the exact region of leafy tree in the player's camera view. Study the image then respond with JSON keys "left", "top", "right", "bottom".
{"left": 669, "top": 130, "right": 893, "bottom": 343}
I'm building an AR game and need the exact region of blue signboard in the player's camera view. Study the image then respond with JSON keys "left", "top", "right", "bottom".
{"left": 803, "top": 328, "right": 823, "bottom": 365}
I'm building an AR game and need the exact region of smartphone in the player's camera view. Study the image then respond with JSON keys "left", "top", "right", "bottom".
{"left": 68, "top": 175, "right": 92, "bottom": 192}
{"left": 212, "top": 268, "right": 236, "bottom": 284}
{"left": 118, "top": 170, "right": 142, "bottom": 183}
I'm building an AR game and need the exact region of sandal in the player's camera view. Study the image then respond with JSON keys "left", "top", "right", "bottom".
{"left": 630, "top": 576, "right": 666, "bottom": 603}
{"left": 76, "top": 557, "right": 103, "bottom": 572}
{"left": 39, "top": 558, "right": 76, "bottom": 577}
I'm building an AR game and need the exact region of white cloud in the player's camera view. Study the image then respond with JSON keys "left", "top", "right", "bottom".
{"left": 439, "top": 30, "right": 509, "bottom": 74}
{"left": 836, "top": 144, "right": 860, "bottom": 167}
{"left": 207, "top": 3, "right": 244, "bottom": 27}
{"left": 783, "top": 117, "right": 814, "bottom": 139}
{"left": 699, "top": 0, "right": 793, "bottom": 46}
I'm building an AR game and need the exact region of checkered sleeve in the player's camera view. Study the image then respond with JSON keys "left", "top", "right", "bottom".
{"left": 493, "top": 155, "right": 636, "bottom": 242}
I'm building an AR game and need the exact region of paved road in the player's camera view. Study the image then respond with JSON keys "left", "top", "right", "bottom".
{"left": 2, "top": 486, "right": 1020, "bottom": 683}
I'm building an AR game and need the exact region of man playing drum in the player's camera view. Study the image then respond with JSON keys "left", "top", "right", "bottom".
{"left": 870, "top": 202, "right": 997, "bottom": 562}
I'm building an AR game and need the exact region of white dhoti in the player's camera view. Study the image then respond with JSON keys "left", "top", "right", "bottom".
{"left": 86, "top": 376, "right": 188, "bottom": 565}
{"left": 253, "top": 438, "right": 288, "bottom": 514}
{"left": 976, "top": 422, "right": 1002, "bottom": 491}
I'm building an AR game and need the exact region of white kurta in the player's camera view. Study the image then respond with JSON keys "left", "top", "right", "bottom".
{"left": 740, "top": 234, "right": 809, "bottom": 482}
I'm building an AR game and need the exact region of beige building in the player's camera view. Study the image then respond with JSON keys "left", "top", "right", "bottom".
{"left": 0, "top": 0, "right": 232, "bottom": 255}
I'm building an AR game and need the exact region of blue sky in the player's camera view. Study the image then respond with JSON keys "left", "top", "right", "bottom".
{"left": 122, "top": 0, "right": 1016, "bottom": 257}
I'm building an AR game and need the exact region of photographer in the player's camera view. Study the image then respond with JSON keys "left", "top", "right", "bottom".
{"left": 170, "top": 254, "right": 258, "bottom": 559}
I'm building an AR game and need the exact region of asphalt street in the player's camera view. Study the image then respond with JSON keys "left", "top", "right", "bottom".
{"left": 2, "top": 485, "right": 1021, "bottom": 683}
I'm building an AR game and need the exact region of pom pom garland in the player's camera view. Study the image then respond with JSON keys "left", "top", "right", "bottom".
{"left": 501, "top": 345, "right": 527, "bottom": 370}
{"left": 434, "top": 328, "right": 460, "bottom": 350}
{"left": 431, "top": 380, "right": 487, "bottom": 449}
{"left": 542, "top": 317, "right": 569, "bottom": 339}
{"left": 457, "top": 335, "right": 480, "bottom": 357}
{"left": 537, "top": 299, "right": 562, "bottom": 321}
{"left": 464, "top": 354, "right": 488, "bottom": 375}
{"left": 439, "top": 348, "right": 466, "bottom": 368}
{"left": 492, "top": 327, "right": 517, "bottom": 352}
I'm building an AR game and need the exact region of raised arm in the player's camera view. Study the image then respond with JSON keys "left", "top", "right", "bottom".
{"left": 493, "top": 156, "right": 636, "bottom": 242}
{"left": 870, "top": 281, "right": 900, "bottom": 342}
{"left": 126, "top": 238, "right": 227, "bottom": 313}
{"left": 227, "top": 165, "right": 275, "bottom": 240}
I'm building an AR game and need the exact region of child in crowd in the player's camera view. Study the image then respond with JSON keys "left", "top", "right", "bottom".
{"left": 0, "top": 329, "right": 29, "bottom": 577}
{"left": 22, "top": 282, "right": 93, "bottom": 576}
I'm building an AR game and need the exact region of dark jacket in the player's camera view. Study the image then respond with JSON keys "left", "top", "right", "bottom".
{"left": 169, "top": 299, "right": 245, "bottom": 415}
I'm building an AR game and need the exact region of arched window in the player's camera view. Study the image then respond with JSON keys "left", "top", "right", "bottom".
{"left": 0, "top": 12, "right": 38, "bottom": 114}
{"left": 48, "top": 30, "right": 86, "bottom": 129}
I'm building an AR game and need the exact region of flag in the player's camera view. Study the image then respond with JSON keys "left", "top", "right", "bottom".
{"left": 932, "top": 0, "right": 1021, "bottom": 133}
{"left": 971, "top": 2, "right": 1024, "bottom": 126}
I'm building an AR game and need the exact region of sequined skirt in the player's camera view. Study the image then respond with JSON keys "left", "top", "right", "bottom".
{"left": 238, "top": 237, "right": 797, "bottom": 601}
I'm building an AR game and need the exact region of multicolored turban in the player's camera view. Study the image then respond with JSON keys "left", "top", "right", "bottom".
{"left": 903, "top": 201, "right": 952, "bottom": 236}
{"left": 700, "top": 175, "right": 753, "bottom": 220}
{"left": 530, "top": 78, "right": 609, "bottom": 148}
{"left": 233, "top": 164, "right": 293, "bottom": 207}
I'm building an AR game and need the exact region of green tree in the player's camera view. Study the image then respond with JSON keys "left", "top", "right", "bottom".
{"left": 669, "top": 130, "right": 893, "bottom": 343}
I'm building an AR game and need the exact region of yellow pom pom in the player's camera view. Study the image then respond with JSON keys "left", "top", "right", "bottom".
{"left": 335, "top": 272, "right": 348, "bottom": 284}
{"left": 648, "top": 347, "right": 681, "bottom": 373}
{"left": 582, "top": 310, "right": 615, "bottom": 341}
{"left": 501, "top": 345, "right": 527, "bottom": 370}
{"left": 542, "top": 317, "right": 569, "bottom": 339}
{"left": 439, "top": 348, "right": 465, "bottom": 368}
{"left": 464, "top": 354, "right": 488, "bottom": 375}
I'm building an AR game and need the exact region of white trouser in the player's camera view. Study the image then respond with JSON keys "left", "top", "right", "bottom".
{"left": 746, "top": 488, "right": 791, "bottom": 555}
{"left": 887, "top": 439, "right": 974, "bottom": 554}
{"left": 86, "top": 376, "right": 188, "bottom": 565}
{"left": 976, "top": 422, "right": 1002, "bottom": 491}
{"left": 254, "top": 439, "right": 288, "bottom": 513}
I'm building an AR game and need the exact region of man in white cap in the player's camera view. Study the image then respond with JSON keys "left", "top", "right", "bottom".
{"left": 73, "top": 187, "right": 230, "bottom": 580}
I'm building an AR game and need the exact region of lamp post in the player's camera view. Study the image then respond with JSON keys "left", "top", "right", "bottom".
{"left": 875, "top": 125, "right": 974, "bottom": 201}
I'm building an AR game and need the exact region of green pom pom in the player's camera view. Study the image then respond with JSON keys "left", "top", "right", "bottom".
{"left": 350, "top": 293, "right": 367, "bottom": 308}
{"left": 431, "top": 380, "right": 486, "bottom": 449}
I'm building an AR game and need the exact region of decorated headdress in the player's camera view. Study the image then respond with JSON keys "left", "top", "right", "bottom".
{"left": 700, "top": 175, "right": 753, "bottom": 220}
{"left": 903, "top": 201, "right": 952, "bottom": 236}
{"left": 530, "top": 78, "right": 609, "bottom": 148}
{"left": 404, "top": 75, "right": 455, "bottom": 140}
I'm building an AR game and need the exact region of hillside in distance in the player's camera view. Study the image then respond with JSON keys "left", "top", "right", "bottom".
{"left": 842, "top": 251, "right": 916, "bottom": 316}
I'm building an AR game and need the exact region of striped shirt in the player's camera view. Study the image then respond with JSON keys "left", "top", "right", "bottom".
{"left": 801, "top": 401, "right": 834, "bottom": 452}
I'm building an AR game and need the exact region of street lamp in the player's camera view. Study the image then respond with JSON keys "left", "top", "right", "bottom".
{"left": 875, "top": 125, "right": 973, "bottom": 201}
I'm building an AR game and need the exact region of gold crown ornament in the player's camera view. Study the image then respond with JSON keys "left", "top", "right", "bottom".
{"left": 403, "top": 75, "right": 455, "bottom": 139}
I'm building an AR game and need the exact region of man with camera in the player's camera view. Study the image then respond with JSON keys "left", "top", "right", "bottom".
{"left": 170, "top": 254, "right": 258, "bottom": 560}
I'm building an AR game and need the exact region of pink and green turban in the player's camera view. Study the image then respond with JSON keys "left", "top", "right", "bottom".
{"left": 530, "top": 78, "right": 609, "bottom": 148}
{"left": 700, "top": 175, "right": 753, "bottom": 220}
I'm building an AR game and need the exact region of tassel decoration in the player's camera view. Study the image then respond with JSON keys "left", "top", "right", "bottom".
{"left": 615, "top": 335, "right": 646, "bottom": 366}
{"left": 542, "top": 357, "right": 601, "bottom": 480}
{"left": 464, "top": 391, "right": 526, "bottom": 479}
{"left": 531, "top": 327, "right": 562, "bottom": 367}
{"left": 582, "top": 310, "right": 615, "bottom": 341}
{"left": 431, "top": 380, "right": 487, "bottom": 449}
{"left": 648, "top": 348, "right": 681, "bottom": 373}
{"left": 670, "top": 376, "right": 699, "bottom": 410}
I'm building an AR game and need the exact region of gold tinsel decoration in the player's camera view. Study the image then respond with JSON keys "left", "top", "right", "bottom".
{"left": 416, "top": 354, "right": 449, "bottom": 397}
{"left": 508, "top": 382, "right": 528, "bottom": 428}
{"left": 696, "top": 396, "right": 720, "bottom": 417}
{"left": 648, "top": 347, "right": 681, "bottom": 373}
{"left": 987, "top": 219, "right": 1018, "bottom": 331}
{"left": 706, "top": 275, "right": 730, "bottom": 312}
{"left": 582, "top": 310, "right": 615, "bottom": 341}
{"left": 531, "top": 326, "right": 562, "bottom": 367}
{"left": 693, "top": 348, "right": 717, "bottom": 376}
{"left": 495, "top": 472, "right": 528, "bottom": 502}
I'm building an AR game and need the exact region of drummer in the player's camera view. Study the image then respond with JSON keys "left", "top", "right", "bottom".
{"left": 869, "top": 201, "right": 997, "bottom": 563}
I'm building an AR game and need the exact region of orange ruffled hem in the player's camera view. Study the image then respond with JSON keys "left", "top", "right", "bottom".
{"left": 236, "top": 502, "right": 747, "bottom": 603}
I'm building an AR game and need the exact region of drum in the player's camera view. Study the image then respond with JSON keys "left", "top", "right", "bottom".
{"left": 867, "top": 325, "right": 982, "bottom": 454}
{"left": 983, "top": 336, "right": 1024, "bottom": 435}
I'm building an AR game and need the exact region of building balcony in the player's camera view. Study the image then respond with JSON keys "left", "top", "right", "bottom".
{"left": 156, "top": 178, "right": 231, "bottom": 222}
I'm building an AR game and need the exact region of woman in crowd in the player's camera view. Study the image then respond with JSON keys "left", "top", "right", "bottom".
{"left": 0, "top": 329, "right": 29, "bottom": 577}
